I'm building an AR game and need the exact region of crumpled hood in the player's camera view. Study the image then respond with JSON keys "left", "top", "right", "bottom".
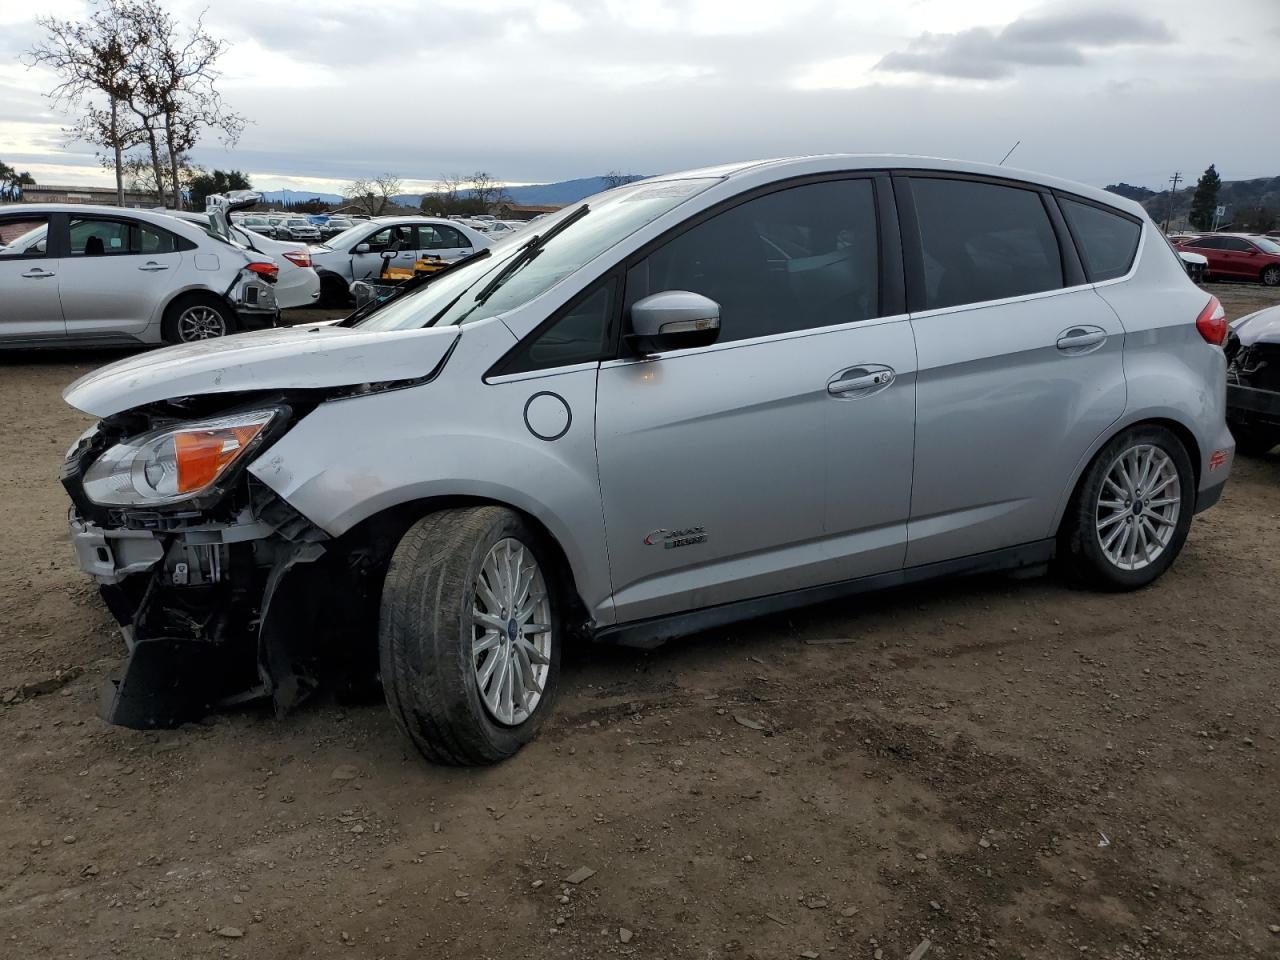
{"left": 63, "top": 323, "right": 460, "bottom": 417}
{"left": 1231, "top": 304, "right": 1280, "bottom": 347}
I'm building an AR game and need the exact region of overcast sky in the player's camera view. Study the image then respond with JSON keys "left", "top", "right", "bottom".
{"left": 1, "top": 0, "right": 1278, "bottom": 195}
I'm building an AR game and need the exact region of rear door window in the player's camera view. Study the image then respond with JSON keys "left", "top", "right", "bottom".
{"left": 1059, "top": 198, "right": 1142, "bottom": 282}
{"left": 69, "top": 217, "right": 180, "bottom": 256}
{"left": 907, "top": 177, "right": 1064, "bottom": 310}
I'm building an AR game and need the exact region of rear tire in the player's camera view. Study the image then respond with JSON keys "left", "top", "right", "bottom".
{"left": 161, "top": 293, "right": 236, "bottom": 344}
{"left": 1059, "top": 425, "right": 1195, "bottom": 591}
{"left": 379, "top": 507, "right": 562, "bottom": 766}
{"left": 319, "top": 273, "right": 352, "bottom": 308}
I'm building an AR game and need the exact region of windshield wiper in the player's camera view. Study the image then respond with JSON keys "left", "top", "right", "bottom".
{"left": 471, "top": 203, "right": 589, "bottom": 307}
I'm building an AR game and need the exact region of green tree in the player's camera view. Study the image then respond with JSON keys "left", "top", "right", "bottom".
{"left": 1188, "top": 164, "right": 1222, "bottom": 231}
{"left": 0, "top": 161, "right": 35, "bottom": 201}
{"left": 187, "top": 168, "right": 251, "bottom": 209}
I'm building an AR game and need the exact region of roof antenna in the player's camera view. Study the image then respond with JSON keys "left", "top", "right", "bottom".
{"left": 998, "top": 140, "right": 1021, "bottom": 166}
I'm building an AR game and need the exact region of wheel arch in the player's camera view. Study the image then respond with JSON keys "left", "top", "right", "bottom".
{"left": 329, "top": 494, "right": 592, "bottom": 631}
{"left": 1052, "top": 415, "right": 1203, "bottom": 537}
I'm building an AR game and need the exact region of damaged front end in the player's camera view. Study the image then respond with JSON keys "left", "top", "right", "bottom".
{"left": 61, "top": 396, "right": 379, "bottom": 729}
{"left": 1226, "top": 305, "right": 1280, "bottom": 436}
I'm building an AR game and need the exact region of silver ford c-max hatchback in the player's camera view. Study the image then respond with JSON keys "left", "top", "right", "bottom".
{"left": 61, "top": 155, "right": 1235, "bottom": 764}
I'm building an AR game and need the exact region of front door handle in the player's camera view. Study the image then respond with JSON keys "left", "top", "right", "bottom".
{"left": 21, "top": 268, "right": 55, "bottom": 278}
{"left": 828, "top": 366, "right": 895, "bottom": 397}
{"left": 1056, "top": 327, "right": 1107, "bottom": 353}
{"left": 138, "top": 262, "right": 170, "bottom": 272}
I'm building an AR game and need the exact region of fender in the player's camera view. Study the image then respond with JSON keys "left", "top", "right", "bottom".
{"left": 248, "top": 319, "right": 618, "bottom": 625}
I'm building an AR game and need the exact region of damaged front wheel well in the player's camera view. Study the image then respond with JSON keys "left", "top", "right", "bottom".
{"left": 332, "top": 497, "right": 590, "bottom": 632}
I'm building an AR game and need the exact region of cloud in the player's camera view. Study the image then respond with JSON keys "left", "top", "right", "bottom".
{"left": 877, "top": 9, "right": 1173, "bottom": 80}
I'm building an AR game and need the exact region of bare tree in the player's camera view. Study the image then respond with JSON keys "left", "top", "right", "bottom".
{"left": 27, "top": 0, "right": 244, "bottom": 210}
{"left": 467, "top": 171, "right": 509, "bottom": 210}
{"left": 345, "top": 174, "right": 404, "bottom": 217}
{"left": 602, "top": 170, "right": 637, "bottom": 189}
{"left": 26, "top": 1, "right": 142, "bottom": 205}
{"left": 135, "top": 3, "right": 244, "bottom": 209}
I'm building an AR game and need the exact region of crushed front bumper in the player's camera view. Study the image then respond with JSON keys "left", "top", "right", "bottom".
{"left": 68, "top": 502, "right": 330, "bottom": 729}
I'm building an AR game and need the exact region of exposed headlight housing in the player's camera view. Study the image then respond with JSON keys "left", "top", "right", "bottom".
{"left": 82, "top": 409, "right": 278, "bottom": 506}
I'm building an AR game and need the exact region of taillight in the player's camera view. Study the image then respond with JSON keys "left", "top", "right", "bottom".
{"left": 1195, "top": 295, "right": 1227, "bottom": 346}
{"left": 282, "top": 250, "right": 311, "bottom": 268}
{"left": 246, "top": 261, "right": 279, "bottom": 280}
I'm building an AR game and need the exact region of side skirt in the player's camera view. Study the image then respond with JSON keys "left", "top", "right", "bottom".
{"left": 593, "top": 539, "right": 1056, "bottom": 650}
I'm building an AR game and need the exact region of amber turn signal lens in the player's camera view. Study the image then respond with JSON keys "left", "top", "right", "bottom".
{"left": 174, "top": 423, "right": 267, "bottom": 493}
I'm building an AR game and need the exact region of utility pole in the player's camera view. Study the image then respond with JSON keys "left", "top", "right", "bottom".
{"left": 1163, "top": 171, "right": 1182, "bottom": 232}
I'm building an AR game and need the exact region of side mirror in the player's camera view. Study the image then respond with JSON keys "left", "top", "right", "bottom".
{"left": 353, "top": 242, "right": 371, "bottom": 254}
{"left": 627, "top": 290, "right": 721, "bottom": 354}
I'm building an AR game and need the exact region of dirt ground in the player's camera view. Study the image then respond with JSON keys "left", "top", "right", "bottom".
{"left": 2, "top": 283, "right": 1279, "bottom": 960}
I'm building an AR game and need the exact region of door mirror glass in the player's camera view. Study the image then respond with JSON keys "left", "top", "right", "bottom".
{"left": 353, "top": 242, "right": 371, "bottom": 254}
{"left": 627, "top": 290, "right": 720, "bottom": 353}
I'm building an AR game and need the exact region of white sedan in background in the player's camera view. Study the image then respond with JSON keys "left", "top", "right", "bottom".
{"left": 0, "top": 203, "right": 278, "bottom": 348}
{"left": 309, "top": 216, "right": 492, "bottom": 305}
{"left": 165, "top": 210, "right": 320, "bottom": 309}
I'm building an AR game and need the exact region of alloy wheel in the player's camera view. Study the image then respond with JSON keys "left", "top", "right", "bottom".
{"left": 471, "top": 538, "right": 552, "bottom": 726}
{"left": 176, "top": 305, "right": 228, "bottom": 341}
{"left": 1095, "top": 443, "right": 1181, "bottom": 571}
{"left": 1263, "top": 265, "right": 1280, "bottom": 287}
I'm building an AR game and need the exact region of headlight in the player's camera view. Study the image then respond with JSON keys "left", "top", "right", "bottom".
{"left": 82, "top": 409, "right": 278, "bottom": 506}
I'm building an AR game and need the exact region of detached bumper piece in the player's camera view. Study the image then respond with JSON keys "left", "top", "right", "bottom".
{"left": 99, "top": 636, "right": 238, "bottom": 728}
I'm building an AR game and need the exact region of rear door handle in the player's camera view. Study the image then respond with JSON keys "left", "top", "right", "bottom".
{"left": 828, "top": 366, "right": 895, "bottom": 397}
{"left": 1056, "top": 327, "right": 1107, "bottom": 353}
{"left": 21, "top": 268, "right": 55, "bottom": 278}
{"left": 138, "top": 262, "right": 170, "bottom": 272}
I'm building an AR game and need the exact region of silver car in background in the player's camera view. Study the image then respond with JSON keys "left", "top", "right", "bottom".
{"left": 0, "top": 203, "right": 278, "bottom": 348}
{"left": 309, "top": 215, "right": 492, "bottom": 304}
{"left": 60, "top": 155, "right": 1234, "bottom": 765}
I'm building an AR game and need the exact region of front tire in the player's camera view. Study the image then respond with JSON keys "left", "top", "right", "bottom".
{"left": 379, "top": 507, "right": 562, "bottom": 766}
{"left": 1261, "top": 264, "right": 1280, "bottom": 287}
{"left": 1059, "top": 425, "right": 1195, "bottom": 590}
{"left": 161, "top": 293, "right": 236, "bottom": 344}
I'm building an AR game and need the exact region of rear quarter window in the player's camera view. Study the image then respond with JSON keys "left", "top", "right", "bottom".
{"left": 1059, "top": 198, "right": 1142, "bottom": 282}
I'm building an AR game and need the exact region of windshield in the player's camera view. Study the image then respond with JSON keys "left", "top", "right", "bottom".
{"left": 354, "top": 178, "right": 717, "bottom": 332}
{"left": 1253, "top": 236, "right": 1280, "bottom": 255}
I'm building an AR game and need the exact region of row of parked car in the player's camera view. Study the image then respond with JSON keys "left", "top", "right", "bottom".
{"left": 0, "top": 197, "right": 502, "bottom": 347}
{"left": 234, "top": 211, "right": 532, "bottom": 244}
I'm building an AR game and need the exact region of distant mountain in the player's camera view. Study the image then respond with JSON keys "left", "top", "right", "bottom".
{"left": 259, "top": 175, "right": 649, "bottom": 211}
{"left": 1131, "top": 176, "right": 1280, "bottom": 229}
{"left": 1104, "top": 182, "right": 1157, "bottom": 202}
{"left": 393, "top": 175, "right": 648, "bottom": 209}
{"left": 257, "top": 189, "right": 345, "bottom": 205}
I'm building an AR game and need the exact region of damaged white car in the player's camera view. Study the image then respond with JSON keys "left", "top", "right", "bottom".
{"left": 0, "top": 196, "right": 278, "bottom": 348}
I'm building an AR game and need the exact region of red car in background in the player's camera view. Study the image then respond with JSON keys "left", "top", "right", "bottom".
{"left": 1176, "top": 233, "right": 1280, "bottom": 286}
